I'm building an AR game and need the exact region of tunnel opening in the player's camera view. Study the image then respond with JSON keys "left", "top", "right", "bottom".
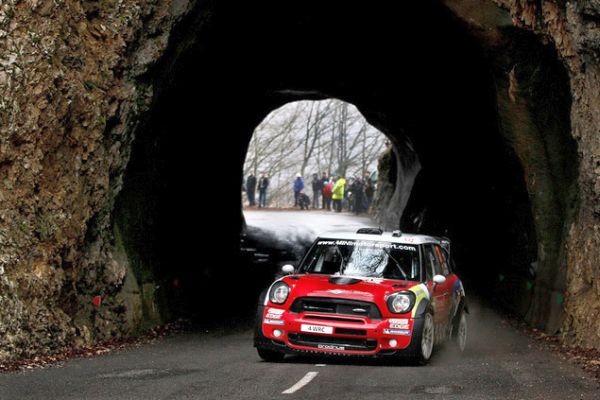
{"left": 242, "top": 99, "right": 387, "bottom": 209}
{"left": 110, "top": 0, "right": 578, "bottom": 331}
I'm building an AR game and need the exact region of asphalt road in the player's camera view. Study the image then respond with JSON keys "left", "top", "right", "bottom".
{"left": 1, "top": 211, "right": 597, "bottom": 399}
{"left": 0, "top": 300, "right": 597, "bottom": 400}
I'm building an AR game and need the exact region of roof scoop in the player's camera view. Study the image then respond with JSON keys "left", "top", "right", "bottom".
{"left": 328, "top": 276, "right": 362, "bottom": 285}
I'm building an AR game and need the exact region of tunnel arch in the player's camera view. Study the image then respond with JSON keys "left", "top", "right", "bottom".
{"left": 109, "top": 0, "right": 578, "bottom": 332}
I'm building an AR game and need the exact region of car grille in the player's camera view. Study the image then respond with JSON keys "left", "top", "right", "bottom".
{"left": 334, "top": 328, "right": 367, "bottom": 336}
{"left": 289, "top": 297, "right": 382, "bottom": 319}
{"left": 288, "top": 333, "right": 377, "bottom": 351}
{"left": 303, "top": 315, "right": 365, "bottom": 324}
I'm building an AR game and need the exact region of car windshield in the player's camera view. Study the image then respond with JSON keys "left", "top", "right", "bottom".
{"left": 299, "top": 239, "right": 420, "bottom": 281}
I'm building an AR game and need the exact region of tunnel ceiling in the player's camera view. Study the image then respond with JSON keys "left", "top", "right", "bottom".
{"left": 2, "top": 0, "right": 600, "bottom": 361}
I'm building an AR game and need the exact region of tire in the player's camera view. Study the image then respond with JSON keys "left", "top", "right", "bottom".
{"left": 253, "top": 290, "right": 268, "bottom": 347}
{"left": 404, "top": 311, "right": 435, "bottom": 365}
{"left": 452, "top": 309, "right": 467, "bottom": 352}
{"left": 417, "top": 312, "right": 435, "bottom": 363}
{"left": 253, "top": 293, "right": 285, "bottom": 362}
{"left": 256, "top": 347, "right": 285, "bottom": 362}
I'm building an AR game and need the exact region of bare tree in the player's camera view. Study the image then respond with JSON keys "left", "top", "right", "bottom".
{"left": 244, "top": 99, "right": 387, "bottom": 207}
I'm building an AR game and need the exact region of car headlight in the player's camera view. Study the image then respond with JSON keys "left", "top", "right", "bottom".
{"left": 387, "top": 292, "right": 415, "bottom": 314}
{"left": 269, "top": 282, "right": 290, "bottom": 304}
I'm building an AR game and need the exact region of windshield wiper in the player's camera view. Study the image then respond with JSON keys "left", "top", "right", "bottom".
{"left": 383, "top": 248, "right": 408, "bottom": 280}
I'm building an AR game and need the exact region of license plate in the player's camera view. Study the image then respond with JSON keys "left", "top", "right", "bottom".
{"left": 301, "top": 324, "right": 333, "bottom": 334}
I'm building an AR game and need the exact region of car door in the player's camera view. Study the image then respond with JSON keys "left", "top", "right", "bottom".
{"left": 436, "top": 245, "right": 461, "bottom": 322}
{"left": 434, "top": 244, "right": 456, "bottom": 325}
{"left": 422, "top": 244, "right": 450, "bottom": 329}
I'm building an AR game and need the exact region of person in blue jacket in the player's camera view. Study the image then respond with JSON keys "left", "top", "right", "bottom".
{"left": 293, "top": 174, "right": 304, "bottom": 207}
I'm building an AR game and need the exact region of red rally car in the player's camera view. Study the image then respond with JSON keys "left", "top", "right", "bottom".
{"left": 254, "top": 228, "right": 468, "bottom": 364}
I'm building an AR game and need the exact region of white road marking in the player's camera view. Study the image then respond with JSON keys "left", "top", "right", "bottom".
{"left": 315, "top": 364, "right": 326, "bottom": 367}
{"left": 282, "top": 371, "right": 319, "bottom": 394}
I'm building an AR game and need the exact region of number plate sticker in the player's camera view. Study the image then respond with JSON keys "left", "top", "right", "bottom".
{"left": 301, "top": 324, "right": 333, "bottom": 334}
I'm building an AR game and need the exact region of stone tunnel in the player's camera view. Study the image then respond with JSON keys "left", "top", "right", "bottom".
{"left": 1, "top": 0, "right": 599, "bottom": 360}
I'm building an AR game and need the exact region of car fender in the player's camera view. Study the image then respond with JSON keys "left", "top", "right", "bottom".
{"left": 449, "top": 279, "right": 468, "bottom": 320}
{"left": 409, "top": 283, "right": 431, "bottom": 318}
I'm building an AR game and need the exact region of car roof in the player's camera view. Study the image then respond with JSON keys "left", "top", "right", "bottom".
{"left": 316, "top": 230, "right": 447, "bottom": 246}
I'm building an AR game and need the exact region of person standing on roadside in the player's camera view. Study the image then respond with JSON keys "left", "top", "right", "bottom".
{"left": 258, "top": 174, "right": 269, "bottom": 208}
{"left": 351, "top": 177, "right": 366, "bottom": 214}
{"left": 311, "top": 173, "right": 323, "bottom": 209}
{"left": 320, "top": 172, "right": 328, "bottom": 209}
{"left": 323, "top": 177, "right": 333, "bottom": 211}
{"left": 246, "top": 173, "right": 257, "bottom": 207}
{"left": 332, "top": 175, "right": 346, "bottom": 212}
{"left": 293, "top": 174, "right": 304, "bottom": 207}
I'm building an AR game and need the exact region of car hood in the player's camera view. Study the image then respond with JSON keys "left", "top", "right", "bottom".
{"left": 283, "top": 274, "right": 416, "bottom": 304}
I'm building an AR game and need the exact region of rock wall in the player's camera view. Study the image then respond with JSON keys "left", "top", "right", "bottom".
{"left": 1, "top": 0, "right": 600, "bottom": 360}
{"left": 0, "top": 0, "right": 190, "bottom": 359}
{"left": 446, "top": 0, "right": 600, "bottom": 348}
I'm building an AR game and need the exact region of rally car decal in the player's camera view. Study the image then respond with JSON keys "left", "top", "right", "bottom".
{"left": 408, "top": 283, "right": 430, "bottom": 318}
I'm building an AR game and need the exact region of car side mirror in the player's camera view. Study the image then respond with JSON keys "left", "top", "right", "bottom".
{"left": 433, "top": 275, "right": 446, "bottom": 285}
{"left": 281, "top": 265, "right": 295, "bottom": 275}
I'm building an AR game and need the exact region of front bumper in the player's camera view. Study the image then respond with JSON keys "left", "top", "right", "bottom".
{"left": 259, "top": 306, "right": 418, "bottom": 356}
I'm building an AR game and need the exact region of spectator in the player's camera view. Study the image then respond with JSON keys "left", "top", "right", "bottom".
{"left": 293, "top": 174, "right": 304, "bottom": 207}
{"left": 311, "top": 173, "right": 323, "bottom": 209}
{"left": 320, "top": 172, "right": 328, "bottom": 208}
{"left": 351, "top": 177, "right": 366, "bottom": 214}
{"left": 323, "top": 177, "right": 333, "bottom": 211}
{"left": 246, "top": 173, "right": 257, "bottom": 207}
{"left": 258, "top": 174, "right": 269, "bottom": 208}
{"left": 345, "top": 178, "right": 354, "bottom": 212}
{"left": 332, "top": 175, "right": 346, "bottom": 212}
{"left": 298, "top": 192, "right": 311, "bottom": 210}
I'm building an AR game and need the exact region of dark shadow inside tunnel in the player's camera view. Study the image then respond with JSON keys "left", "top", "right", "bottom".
{"left": 110, "top": 0, "right": 578, "bottom": 329}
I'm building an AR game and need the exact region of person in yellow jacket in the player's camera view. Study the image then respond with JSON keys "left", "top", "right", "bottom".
{"left": 331, "top": 176, "right": 346, "bottom": 212}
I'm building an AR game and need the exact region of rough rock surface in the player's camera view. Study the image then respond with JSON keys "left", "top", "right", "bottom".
{"left": 0, "top": 0, "right": 599, "bottom": 360}
{"left": 0, "top": 0, "right": 191, "bottom": 359}
{"left": 445, "top": 0, "right": 600, "bottom": 348}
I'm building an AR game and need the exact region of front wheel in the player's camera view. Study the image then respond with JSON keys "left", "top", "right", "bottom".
{"left": 256, "top": 347, "right": 285, "bottom": 362}
{"left": 254, "top": 296, "right": 285, "bottom": 362}
{"left": 418, "top": 312, "right": 435, "bottom": 363}
{"left": 404, "top": 312, "right": 435, "bottom": 365}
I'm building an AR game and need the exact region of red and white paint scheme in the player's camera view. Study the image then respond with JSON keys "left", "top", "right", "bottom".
{"left": 254, "top": 228, "right": 467, "bottom": 364}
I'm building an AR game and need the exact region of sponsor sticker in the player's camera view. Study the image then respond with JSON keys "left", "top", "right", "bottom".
{"left": 301, "top": 324, "right": 333, "bottom": 334}
{"left": 389, "top": 318, "right": 409, "bottom": 329}
{"left": 390, "top": 323, "right": 409, "bottom": 329}
{"left": 317, "top": 344, "right": 345, "bottom": 351}
{"left": 383, "top": 328, "right": 411, "bottom": 336}
{"left": 266, "top": 308, "right": 285, "bottom": 319}
{"left": 317, "top": 240, "right": 417, "bottom": 252}
{"left": 264, "top": 319, "right": 285, "bottom": 325}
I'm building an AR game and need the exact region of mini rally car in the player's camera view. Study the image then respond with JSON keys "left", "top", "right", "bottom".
{"left": 254, "top": 228, "right": 468, "bottom": 364}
